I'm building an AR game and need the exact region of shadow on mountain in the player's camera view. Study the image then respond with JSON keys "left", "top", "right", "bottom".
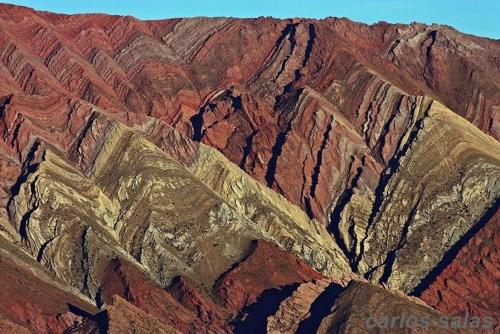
{"left": 231, "top": 283, "right": 300, "bottom": 333}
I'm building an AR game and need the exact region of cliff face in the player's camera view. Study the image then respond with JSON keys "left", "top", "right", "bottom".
{"left": 0, "top": 3, "right": 498, "bottom": 333}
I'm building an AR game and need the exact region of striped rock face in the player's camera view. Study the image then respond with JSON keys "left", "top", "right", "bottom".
{"left": 0, "top": 3, "right": 499, "bottom": 334}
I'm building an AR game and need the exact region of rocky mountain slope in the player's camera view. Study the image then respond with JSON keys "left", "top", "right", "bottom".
{"left": 0, "top": 3, "right": 498, "bottom": 333}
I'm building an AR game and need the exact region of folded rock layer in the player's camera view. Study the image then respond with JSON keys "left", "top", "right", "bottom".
{"left": 0, "top": 3, "right": 499, "bottom": 334}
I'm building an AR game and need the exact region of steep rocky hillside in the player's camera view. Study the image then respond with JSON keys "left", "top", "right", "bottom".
{"left": 0, "top": 3, "right": 498, "bottom": 333}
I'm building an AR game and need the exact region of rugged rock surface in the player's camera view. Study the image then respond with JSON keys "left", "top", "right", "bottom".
{"left": 355, "top": 99, "right": 500, "bottom": 292}
{"left": 316, "top": 281, "right": 476, "bottom": 334}
{"left": 69, "top": 296, "right": 183, "bottom": 334}
{"left": 99, "top": 259, "right": 230, "bottom": 333}
{"left": 0, "top": 3, "right": 498, "bottom": 333}
{"left": 0, "top": 235, "right": 97, "bottom": 333}
{"left": 418, "top": 208, "right": 500, "bottom": 333}
{"left": 266, "top": 278, "right": 336, "bottom": 333}
{"left": 213, "top": 240, "right": 325, "bottom": 314}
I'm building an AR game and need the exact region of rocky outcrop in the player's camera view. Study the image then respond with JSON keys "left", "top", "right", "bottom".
{"left": 266, "top": 279, "right": 335, "bottom": 333}
{"left": 0, "top": 235, "right": 97, "bottom": 333}
{"left": 418, "top": 208, "right": 500, "bottom": 333}
{"left": 7, "top": 110, "right": 349, "bottom": 298}
{"left": 168, "top": 276, "right": 229, "bottom": 329}
{"left": 356, "top": 100, "right": 500, "bottom": 292}
{"left": 0, "top": 3, "right": 499, "bottom": 333}
{"left": 213, "top": 240, "right": 325, "bottom": 314}
{"left": 69, "top": 296, "right": 183, "bottom": 334}
{"left": 316, "top": 281, "right": 477, "bottom": 334}
{"left": 99, "top": 259, "right": 230, "bottom": 333}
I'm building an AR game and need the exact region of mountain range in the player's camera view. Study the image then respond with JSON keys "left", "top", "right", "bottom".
{"left": 0, "top": 3, "right": 498, "bottom": 333}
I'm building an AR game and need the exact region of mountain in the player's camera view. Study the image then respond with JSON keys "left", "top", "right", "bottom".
{"left": 0, "top": 3, "right": 498, "bottom": 333}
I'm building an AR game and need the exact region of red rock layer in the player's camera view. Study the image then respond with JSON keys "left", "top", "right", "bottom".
{"left": 77, "top": 242, "right": 339, "bottom": 333}
{"left": 420, "top": 209, "right": 500, "bottom": 333}
{"left": 167, "top": 276, "right": 230, "bottom": 327}
{"left": 214, "top": 240, "right": 325, "bottom": 313}
{"left": 0, "top": 245, "right": 97, "bottom": 333}
{"left": 0, "top": 240, "right": 329, "bottom": 333}
{"left": 0, "top": 4, "right": 498, "bottom": 333}
{"left": 69, "top": 296, "right": 182, "bottom": 334}
{"left": 0, "top": 3, "right": 498, "bottom": 225}
{"left": 99, "top": 258, "right": 230, "bottom": 334}
{"left": 317, "top": 281, "right": 470, "bottom": 334}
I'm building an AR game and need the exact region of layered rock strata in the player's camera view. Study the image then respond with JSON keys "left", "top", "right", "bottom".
{"left": 0, "top": 3, "right": 499, "bottom": 333}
